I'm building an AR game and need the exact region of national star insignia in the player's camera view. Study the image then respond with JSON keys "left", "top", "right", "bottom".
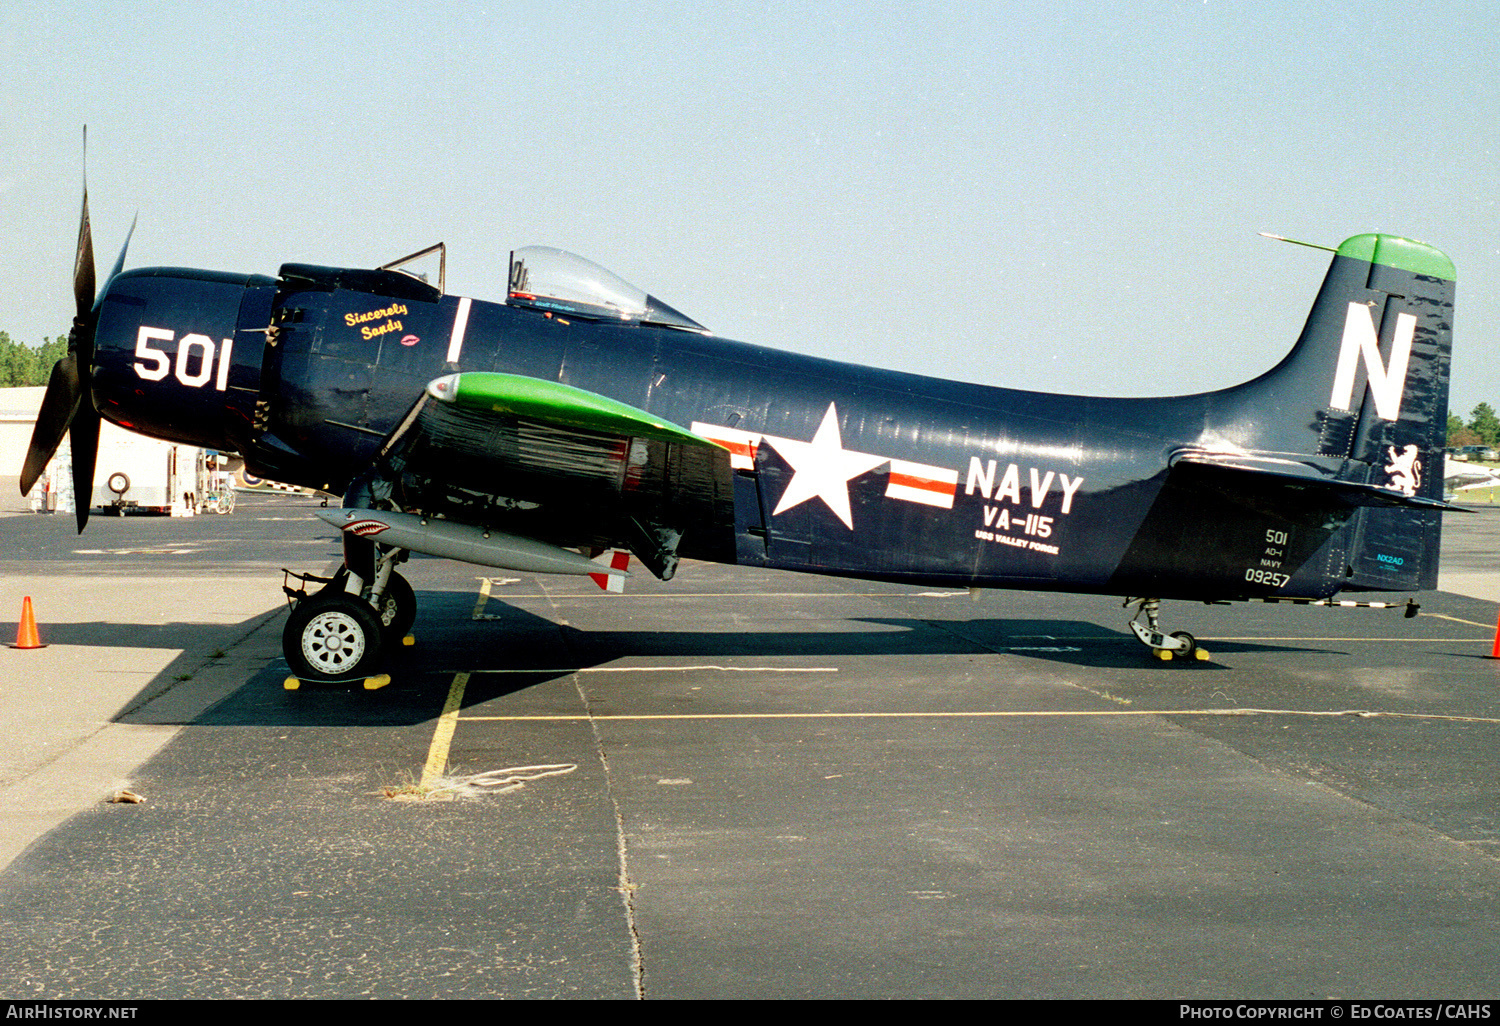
{"left": 765, "top": 402, "right": 887, "bottom": 529}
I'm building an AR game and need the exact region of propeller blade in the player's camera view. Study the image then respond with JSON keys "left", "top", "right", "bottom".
{"left": 73, "top": 215, "right": 134, "bottom": 382}
{"left": 19, "top": 354, "right": 84, "bottom": 495}
{"left": 105, "top": 214, "right": 136, "bottom": 286}
{"left": 73, "top": 132, "right": 95, "bottom": 321}
{"left": 70, "top": 405, "right": 100, "bottom": 533}
{"left": 25, "top": 128, "right": 123, "bottom": 528}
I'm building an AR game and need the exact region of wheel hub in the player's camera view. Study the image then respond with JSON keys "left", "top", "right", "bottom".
{"left": 303, "top": 610, "right": 366, "bottom": 671}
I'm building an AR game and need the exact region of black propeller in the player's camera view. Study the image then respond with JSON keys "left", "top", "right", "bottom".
{"left": 20, "top": 133, "right": 132, "bottom": 532}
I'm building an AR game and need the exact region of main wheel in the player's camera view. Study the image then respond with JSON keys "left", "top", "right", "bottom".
{"left": 1170, "top": 630, "right": 1197, "bottom": 657}
{"left": 284, "top": 592, "right": 384, "bottom": 682}
{"left": 375, "top": 571, "right": 416, "bottom": 642}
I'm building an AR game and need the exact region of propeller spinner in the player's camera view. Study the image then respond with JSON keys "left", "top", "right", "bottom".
{"left": 20, "top": 144, "right": 133, "bottom": 532}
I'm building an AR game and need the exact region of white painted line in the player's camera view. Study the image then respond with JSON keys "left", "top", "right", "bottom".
{"left": 446, "top": 296, "right": 472, "bottom": 365}
{"left": 470, "top": 590, "right": 999, "bottom": 600}
{"left": 579, "top": 665, "right": 836, "bottom": 673}
{"left": 432, "top": 665, "right": 839, "bottom": 674}
{"left": 1201, "top": 636, "right": 1486, "bottom": 643}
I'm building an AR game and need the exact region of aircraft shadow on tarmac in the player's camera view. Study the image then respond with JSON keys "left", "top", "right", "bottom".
{"left": 60, "top": 590, "right": 1351, "bottom": 729}
{"left": 5, "top": 619, "right": 272, "bottom": 653}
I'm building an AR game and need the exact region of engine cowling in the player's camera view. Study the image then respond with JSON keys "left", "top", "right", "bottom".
{"left": 90, "top": 267, "right": 275, "bottom": 452}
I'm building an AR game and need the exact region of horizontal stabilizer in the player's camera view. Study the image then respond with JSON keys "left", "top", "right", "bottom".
{"left": 1174, "top": 455, "right": 1465, "bottom": 513}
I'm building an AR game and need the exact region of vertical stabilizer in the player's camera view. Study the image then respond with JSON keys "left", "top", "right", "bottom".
{"left": 1222, "top": 234, "right": 1456, "bottom": 591}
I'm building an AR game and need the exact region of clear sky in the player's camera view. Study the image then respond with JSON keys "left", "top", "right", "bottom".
{"left": 3, "top": 2, "right": 1496, "bottom": 415}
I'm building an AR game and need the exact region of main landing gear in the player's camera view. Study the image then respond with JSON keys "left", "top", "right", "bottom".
{"left": 281, "top": 548, "right": 417, "bottom": 688}
{"left": 1125, "top": 597, "right": 1210, "bottom": 663}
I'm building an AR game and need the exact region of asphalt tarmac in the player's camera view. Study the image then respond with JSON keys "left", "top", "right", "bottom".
{"left": 0, "top": 492, "right": 1498, "bottom": 999}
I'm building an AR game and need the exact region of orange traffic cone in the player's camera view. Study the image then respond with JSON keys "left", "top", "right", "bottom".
{"left": 11, "top": 596, "right": 45, "bottom": 650}
{"left": 1491, "top": 608, "right": 1500, "bottom": 660}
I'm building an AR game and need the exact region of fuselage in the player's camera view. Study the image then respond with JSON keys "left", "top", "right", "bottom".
{"left": 85, "top": 251, "right": 1448, "bottom": 602}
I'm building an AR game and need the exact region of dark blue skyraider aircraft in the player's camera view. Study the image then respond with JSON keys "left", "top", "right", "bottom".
{"left": 22, "top": 185, "right": 1458, "bottom": 683}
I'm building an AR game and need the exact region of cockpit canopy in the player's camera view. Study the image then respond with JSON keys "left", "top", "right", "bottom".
{"left": 506, "top": 246, "right": 708, "bottom": 333}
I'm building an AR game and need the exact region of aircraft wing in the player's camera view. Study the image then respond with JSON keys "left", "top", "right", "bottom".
{"left": 362, "top": 371, "right": 737, "bottom": 579}
{"left": 1443, "top": 456, "right": 1500, "bottom": 493}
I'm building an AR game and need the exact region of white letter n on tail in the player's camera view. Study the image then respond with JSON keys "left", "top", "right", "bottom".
{"left": 1329, "top": 302, "right": 1416, "bottom": 421}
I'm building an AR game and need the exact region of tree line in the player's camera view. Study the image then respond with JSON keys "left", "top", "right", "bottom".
{"left": 0, "top": 333, "right": 67, "bottom": 388}
{"left": 1450, "top": 404, "right": 1500, "bottom": 448}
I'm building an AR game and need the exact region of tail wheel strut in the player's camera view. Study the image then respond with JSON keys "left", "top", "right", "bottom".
{"left": 1125, "top": 598, "right": 1210, "bottom": 663}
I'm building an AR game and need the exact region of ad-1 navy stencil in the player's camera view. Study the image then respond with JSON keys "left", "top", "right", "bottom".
{"left": 20, "top": 183, "right": 1458, "bottom": 679}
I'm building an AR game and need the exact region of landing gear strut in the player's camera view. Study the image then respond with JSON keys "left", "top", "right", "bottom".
{"left": 1125, "top": 598, "right": 1210, "bottom": 663}
{"left": 375, "top": 569, "right": 416, "bottom": 645}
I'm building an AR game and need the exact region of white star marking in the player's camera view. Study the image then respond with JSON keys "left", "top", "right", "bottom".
{"left": 765, "top": 403, "right": 887, "bottom": 529}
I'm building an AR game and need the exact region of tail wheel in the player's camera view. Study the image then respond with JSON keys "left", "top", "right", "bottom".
{"left": 284, "top": 592, "right": 383, "bottom": 682}
{"left": 1170, "top": 631, "right": 1197, "bottom": 657}
{"left": 376, "top": 571, "right": 417, "bottom": 642}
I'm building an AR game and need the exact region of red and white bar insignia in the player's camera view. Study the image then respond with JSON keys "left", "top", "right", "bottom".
{"left": 885, "top": 459, "right": 959, "bottom": 509}
{"left": 694, "top": 420, "right": 960, "bottom": 510}
{"left": 692, "top": 422, "right": 761, "bottom": 470}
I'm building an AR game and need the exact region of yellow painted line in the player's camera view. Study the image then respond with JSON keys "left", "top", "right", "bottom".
{"left": 472, "top": 578, "right": 494, "bottom": 619}
{"left": 457, "top": 707, "right": 1500, "bottom": 725}
{"left": 1419, "top": 612, "right": 1498, "bottom": 630}
{"left": 421, "top": 672, "right": 470, "bottom": 788}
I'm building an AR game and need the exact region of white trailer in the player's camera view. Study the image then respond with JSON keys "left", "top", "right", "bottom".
{"left": 87, "top": 421, "right": 234, "bottom": 516}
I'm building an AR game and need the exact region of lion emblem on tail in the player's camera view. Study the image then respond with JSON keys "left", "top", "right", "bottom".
{"left": 1385, "top": 444, "right": 1421, "bottom": 498}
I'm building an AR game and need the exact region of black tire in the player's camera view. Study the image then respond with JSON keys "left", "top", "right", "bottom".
{"left": 312, "top": 568, "right": 349, "bottom": 597}
{"left": 107, "top": 472, "right": 129, "bottom": 496}
{"left": 375, "top": 571, "right": 416, "bottom": 642}
{"left": 283, "top": 592, "right": 384, "bottom": 683}
{"left": 1170, "top": 630, "right": 1197, "bottom": 657}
